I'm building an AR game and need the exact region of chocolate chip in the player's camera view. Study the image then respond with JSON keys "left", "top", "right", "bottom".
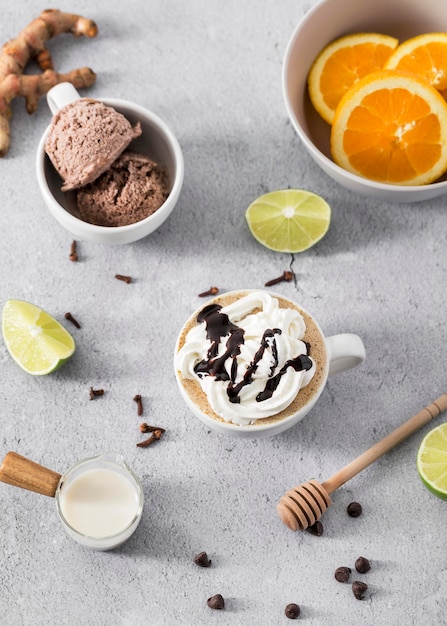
{"left": 207, "top": 594, "right": 225, "bottom": 610}
{"left": 347, "top": 502, "right": 362, "bottom": 517}
{"left": 284, "top": 603, "right": 301, "bottom": 619}
{"left": 194, "top": 551, "right": 212, "bottom": 567}
{"left": 352, "top": 581, "right": 368, "bottom": 600}
{"left": 334, "top": 566, "right": 351, "bottom": 583}
{"left": 355, "top": 556, "right": 371, "bottom": 573}
{"left": 306, "top": 520, "right": 323, "bottom": 536}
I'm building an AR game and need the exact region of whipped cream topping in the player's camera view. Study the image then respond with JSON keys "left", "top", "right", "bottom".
{"left": 176, "top": 291, "right": 316, "bottom": 426}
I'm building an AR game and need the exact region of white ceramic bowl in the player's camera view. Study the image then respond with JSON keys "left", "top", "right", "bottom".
{"left": 283, "top": 0, "right": 447, "bottom": 203}
{"left": 36, "top": 94, "right": 184, "bottom": 245}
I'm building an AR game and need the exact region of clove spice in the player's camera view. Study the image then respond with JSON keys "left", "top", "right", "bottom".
{"left": 89, "top": 387, "right": 104, "bottom": 400}
{"left": 136, "top": 428, "right": 164, "bottom": 448}
{"left": 69, "top": 240, "right": 78, "bottom": 262}
{"left": 139, "top": 423, "right": 165, "bottom": 434}
{"left": 198, "top": 286, "right": 219, "bottom": 297}
{"left": 115, "top": 274, "right": 132, "bottom": 284}
{"left": 133, "top": 394, "right": 143, "bottom": 416}
{"left": 64, "top": 312, "right": 81, "bottom": 329}
{"left": 264, "top": 270, "right": 294, "bottom": 287}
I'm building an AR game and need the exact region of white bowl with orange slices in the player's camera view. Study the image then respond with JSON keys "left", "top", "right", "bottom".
{"left": 283, "top": 0, "right": 447, "bottom": 202}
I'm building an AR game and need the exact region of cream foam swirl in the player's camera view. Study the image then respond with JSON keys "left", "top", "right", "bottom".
{"left": 176, "top": 291, "right": 316, "bottom": 426}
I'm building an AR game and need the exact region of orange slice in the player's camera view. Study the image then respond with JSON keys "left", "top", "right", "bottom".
{"left": 330, "top": 70, "right": 447, "bottom": 185}
{"left": 384, "top": 33, "right": 447, "bottom": 93}
{"left": 308, "top": 33, "right": 399, "bottom": 125}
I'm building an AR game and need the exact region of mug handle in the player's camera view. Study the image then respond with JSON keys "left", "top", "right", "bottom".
{"left": 46, "top": 82, "right": 82, "bottom": 115}
{"left": 325, "top": 333, "right": 365, "bottom": 376}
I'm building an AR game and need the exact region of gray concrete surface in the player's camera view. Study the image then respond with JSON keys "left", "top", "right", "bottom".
{"left": 0, "top": 1, "right": 446, "bottom": 624}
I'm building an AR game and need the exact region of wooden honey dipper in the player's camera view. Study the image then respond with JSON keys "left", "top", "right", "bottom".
{"left": 277, "top": 393, "right": 447, "bottom": 531}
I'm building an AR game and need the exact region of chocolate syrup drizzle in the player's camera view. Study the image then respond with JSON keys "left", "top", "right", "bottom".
{"left": 193, "top": 304, "right": 313, "bottom": 404}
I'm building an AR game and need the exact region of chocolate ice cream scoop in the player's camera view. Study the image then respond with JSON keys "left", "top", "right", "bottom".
{"left": 76, "top": 151, "right": 169, "bottom": 227}
{"left": 44, "top": 98, "right": 141, "bottom": 191}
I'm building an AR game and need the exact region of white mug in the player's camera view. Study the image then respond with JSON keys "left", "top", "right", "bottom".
{"left": 36, "top": 83, "right": 184, "bottom": 245}
{"left": 174, "top": 290, "right": 366, "bottom": 438}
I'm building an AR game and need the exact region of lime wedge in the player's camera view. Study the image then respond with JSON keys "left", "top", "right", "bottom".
{"left": 245, "top": 189, "right": 331, "bottom": 253}
{"left": 416, "top": 422, "right": 447, "bottom": 500}
{"left": 2, "top": 300, "right": 75, "bottom": 375}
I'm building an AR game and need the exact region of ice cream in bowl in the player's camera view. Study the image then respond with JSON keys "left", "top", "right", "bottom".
{"left": 36, "top": 83, "right": 184, "bottom": 244}
{"left": 174, "top": 290, "right": 366, "bottom": 438}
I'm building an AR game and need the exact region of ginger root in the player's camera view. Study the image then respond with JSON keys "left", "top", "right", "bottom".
{"left": 0, "top": 9, "right": 98, "bottom": 156}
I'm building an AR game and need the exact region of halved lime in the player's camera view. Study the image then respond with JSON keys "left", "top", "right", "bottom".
{"left": 2, "top": 300, "right": 75, "bottom": 375}
{"left": 245, "top": 189, "right": 331, "bottom": 253}
{"left": 416, "top": 422, "right": 447, "bottom": 500}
